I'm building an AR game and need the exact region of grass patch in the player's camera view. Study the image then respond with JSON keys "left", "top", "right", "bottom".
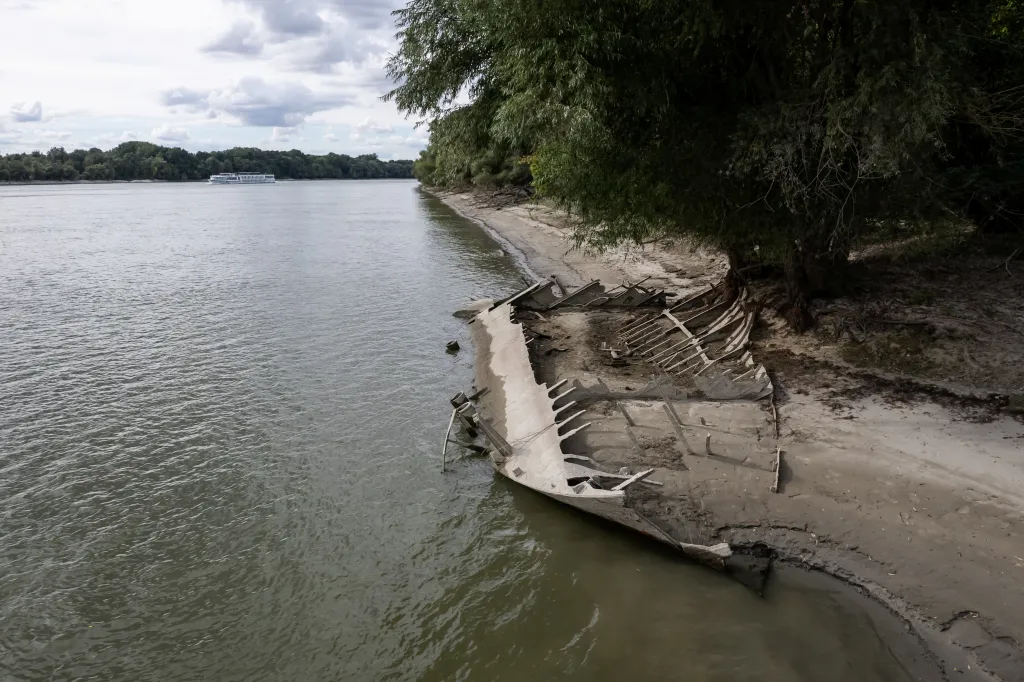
{"left": 840, "top": 330, "right": 937, "bottom": 375}
{"left": 854, "top": 220, "right": 976, "bottom": 264}
{"left": 906, "top": 290, "right": 937, "bottom": 306}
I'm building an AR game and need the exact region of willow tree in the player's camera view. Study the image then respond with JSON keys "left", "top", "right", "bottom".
{"left": 387, "top": 0, "right": 1024, "bottom": 327}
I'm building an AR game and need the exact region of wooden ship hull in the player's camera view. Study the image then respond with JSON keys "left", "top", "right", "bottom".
{"left": 465, "top": 281, "right": 739, "bottom": 567}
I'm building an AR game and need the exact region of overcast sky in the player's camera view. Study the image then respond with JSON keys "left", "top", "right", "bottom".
{"left": 0, "top": 0, "right": 427, "bottom": 158}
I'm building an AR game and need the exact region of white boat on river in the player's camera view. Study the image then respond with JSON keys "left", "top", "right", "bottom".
{"left": 208, "top": 172, "right": 276, "bottom": 185}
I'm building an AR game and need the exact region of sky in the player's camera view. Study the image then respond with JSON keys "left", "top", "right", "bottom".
{"left": 0, "top": 0, "right": 428, "bottom": 159}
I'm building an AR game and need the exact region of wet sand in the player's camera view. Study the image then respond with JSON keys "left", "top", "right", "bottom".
{"left": 439, "top": 189, "right": 1024, "bottom": 682}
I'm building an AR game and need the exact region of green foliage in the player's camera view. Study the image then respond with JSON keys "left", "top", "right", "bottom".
{"left": 992, "top": 0, "right": 1024, "bottom": 40}
{"left": 412, "top": 148, "right": 437, "bottom": 182}
{"left": 82, "top": 163, "right": 114, "bottom": 181}
{"left": 940, "top": 0, "right": 1024, "bottom": 233}
{"left": 387, "top": 0, "right": 1024, "bottom": 306}
{"left": 399, "top": 96, "right": 532, "bottom": 189}
{"left": 385, "top": 10, "right": 532, "bottom": 190}
{"left": 0, "top": 143, "right": 416, "bottom": 182}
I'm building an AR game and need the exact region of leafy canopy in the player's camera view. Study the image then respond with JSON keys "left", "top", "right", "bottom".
{"left": 388, "top": 0, "right": 1024, "bottom": 279}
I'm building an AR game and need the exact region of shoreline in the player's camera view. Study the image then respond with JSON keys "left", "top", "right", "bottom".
{"left": 0, "top": 178, "right": 417, "bottom": 186}
{"left": 435, "top": 187, "right": 1024, "bottom": 682}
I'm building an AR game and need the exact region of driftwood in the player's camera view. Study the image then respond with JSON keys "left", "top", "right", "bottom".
{"left": 771, "top": 394, "right": 780, "bottom": 439}
{"left": 771, "top": 447, "right": 783, "bottom": 493}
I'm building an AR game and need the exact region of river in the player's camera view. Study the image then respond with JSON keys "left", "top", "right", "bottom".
{"left": 0, "top": 180, "right": 927, "bottom": 681}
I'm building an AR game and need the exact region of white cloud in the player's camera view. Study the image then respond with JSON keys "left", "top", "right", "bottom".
{"left": 38, "top": 129, "right": 72, "bottom": 140}
{"left": 193, "top": 1, "right": 401, "bottom": 74}
{"left": 259, "top": 0, "right": 325, "bottom": 38}
{"left": 284, "top": 26, "right": 388, "bottom": 74}
{"left": 160, "top": 87, "right": 210, "bottom": 108}
{"left": 160, "top": 77, "right": 352, "bottom": 127}
{"left": 203, "top": 20, "right": 263, "bottom": 56}
{"left": 271, "top": 126, "right": 297, "bottom": 141}
{"left": 10, "top": 101, "right": 43, "bottom": 122}
{"left": 0, "top": 121, "right": 20, "bottom": 145}
{"left": 0, "top": 0, "right": 421, "bottom": 158}
{"left": 323, "top": 132, "right": 337, "bottom": 142}
{"left": 151, "top": 124, "right": 190, "bottom": 142}
{"left": 120, "top": 131, "right": 137, "bottom": 141}
{"left": 352, "top": 117, "right": 393, "bottom": 138}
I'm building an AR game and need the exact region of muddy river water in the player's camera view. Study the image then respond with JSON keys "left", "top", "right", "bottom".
{"left": 0, "top": 180, "right": 932, "bottom": 681}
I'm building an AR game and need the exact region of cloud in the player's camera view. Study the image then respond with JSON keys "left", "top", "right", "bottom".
{"left": 327, "top": 0, "right": 400, "bottom": 30}
{"left": 236, "top": 0, "right": 397, "bottom": 33}
{"left": 351, "top": 117, "right": 393, "bottom": 140}
{"left": 159, "top": 77, "right": 353, "bottom": 127}
{"left": 203, "top": 1, "right": 401, "bottom": 72}
{"left": 345, "top": 118, "right": 426, "bottom": 153}
{"left": 271, "top": 126, "right": 298, "bottom": 141}
{"left": 160, "top": 87, "right": 211, "bottom": 108}
{"left": 0, "top": 0, "right": 416, "bottom": 158}
{"left": 248, "top": 0, "right": 324, "bottom": 37}
{"left": 203, "top": 20, "right": 263, "bottom": 56}
{"left": 152, "top": 124, "right": 190, "bottom": 142}
{"left": 38, "top": 130, "right": 72, "bottom": 140}
{"left": 10, "top": 101, "right": 42, "bottom": 122}
{"left": 323, "top": 132, "right": 338, "bottom": 142}
{"left": 285, "top": 27, "right": 389, "bottom": 73}
{"left": 0, "top": 121, "right": 20, "bottom": 145}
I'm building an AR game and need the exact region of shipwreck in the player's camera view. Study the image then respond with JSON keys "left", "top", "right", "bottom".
{"left": 449, "top": 276, "right": 781, "bottom": 573}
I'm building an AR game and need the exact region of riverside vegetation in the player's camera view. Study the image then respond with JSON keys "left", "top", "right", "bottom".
{"left": 0, "top": 142, "right": 415, "bottom": 183}
{"left": 386, "top": 0, "right": 1024, "bottom": 328}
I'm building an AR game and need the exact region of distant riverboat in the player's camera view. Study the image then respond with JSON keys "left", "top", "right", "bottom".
{"left": 208, "top": 173, "right": 276, "bottom": 185}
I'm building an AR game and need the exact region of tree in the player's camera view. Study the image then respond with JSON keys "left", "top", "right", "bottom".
{"left": 387, "top": 0, "right": 1024, "bottom": 327}
{"left": 47, "top": 147, "right": 68, "bottom": 163}
{"left": 82, "top": 163, "right": 114, "bottom": 181}
{"left": 69, "top": 149, "right": 87, "bottom": 173}
{"left": 940, "top": 0, "right": 1024, "bottom": 234}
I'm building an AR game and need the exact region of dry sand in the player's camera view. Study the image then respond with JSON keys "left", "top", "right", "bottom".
{"left": 438, "top": 189, "right": 1024, "bottom": 682}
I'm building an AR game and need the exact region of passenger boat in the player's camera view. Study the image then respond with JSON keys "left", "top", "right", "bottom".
{"left": 208, "top": 172, "right": 276, "bottom": 185}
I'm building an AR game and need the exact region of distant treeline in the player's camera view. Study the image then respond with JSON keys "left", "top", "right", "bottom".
{"left": 0, "top": 142, "right": 416, "bottom": 182}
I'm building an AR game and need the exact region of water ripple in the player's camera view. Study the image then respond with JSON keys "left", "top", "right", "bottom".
{"left": 0, "top": 182, "right": 921, "bottom": 682}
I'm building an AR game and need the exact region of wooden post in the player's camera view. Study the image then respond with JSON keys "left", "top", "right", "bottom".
{"left": 441, "top": 407, "right": 457, "bottom": 472}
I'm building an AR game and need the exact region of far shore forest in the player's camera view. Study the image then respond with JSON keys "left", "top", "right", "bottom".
{"left": 0, "top": 143, "right": 415, "bottom": 183}
{"left": 390, "top": 0, "right": 1024, "bottom": 328}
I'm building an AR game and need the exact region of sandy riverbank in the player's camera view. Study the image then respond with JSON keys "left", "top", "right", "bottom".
{"left": 437, "top": 188, "right": 1024, "bottom": 681}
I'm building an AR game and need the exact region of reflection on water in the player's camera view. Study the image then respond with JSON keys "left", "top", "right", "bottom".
{"left": 0, "top": 181, "right": 921, "bottom": 681}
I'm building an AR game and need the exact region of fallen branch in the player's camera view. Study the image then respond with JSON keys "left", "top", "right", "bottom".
{"left": 1006, "top": 246, "right": 1022, "bottom": 275}
{"left": 868, "top": 318, "right": 936, "bottom": 330}
{"left": 987, "top": 246, "right": 1022, "bottom": 274}
{"left": 770, "top": 394, "right": 780, "bottom": 439}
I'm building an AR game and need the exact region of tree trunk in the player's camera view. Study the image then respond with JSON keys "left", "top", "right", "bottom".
{"left": 782, "top": 242, "right": 848, "bottom": 332}
{"left": 723, "top": 248, "right": 748, "bottom": 301}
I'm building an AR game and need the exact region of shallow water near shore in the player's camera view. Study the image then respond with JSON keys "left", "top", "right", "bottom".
{"left": 1, "top": 180, "right": 933, "bottom": 681}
